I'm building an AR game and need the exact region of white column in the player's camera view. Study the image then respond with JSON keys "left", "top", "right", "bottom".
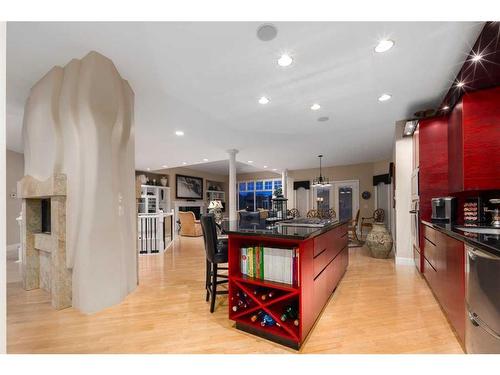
{"left": 227, "top": 149, "right": 238, "bottom": 222}
{"left": 281, "top": 169, "right": 288, "bottom": 198}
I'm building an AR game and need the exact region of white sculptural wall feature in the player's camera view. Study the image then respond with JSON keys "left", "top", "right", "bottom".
{"left": 22, "top": 51, "right": 137, "bottom": 313}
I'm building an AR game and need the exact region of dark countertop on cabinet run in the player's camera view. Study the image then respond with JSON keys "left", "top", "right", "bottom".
{"left": 221, "top": 219, "right": 348, "bottom": 240}
{"left": 421, "top": 220, "right": 500, "bottom": 256}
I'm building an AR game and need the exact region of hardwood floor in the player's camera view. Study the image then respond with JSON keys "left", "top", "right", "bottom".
{"left": 7, "top": 237, "right": 464, "bottom": 353}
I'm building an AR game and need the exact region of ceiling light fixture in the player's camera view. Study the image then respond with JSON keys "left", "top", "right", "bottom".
{"left": 258, "top": 96, "right": 270, "bottom": 105}
{"left": 311, "top": 155, "right": 331, "bottom": 187}
{"left": 203, "top": 158, "right": 209, "bottom": 162}
{"left": 147, "top": 168, "right": 151, "bottom": 171}
{"left": 272, "top": 168, "right": 277, "bottom": 171}
{"left": 278, "top": 54, "right": 293, "bottom": 67}
{"left": 311, "top": 103, "right": 321, "bottom": 111}
{"left": 263, "top": 166, "right": 268, "bottom": 168}
{"left": 175, "top": 130, "right": 184, "bottom": 136}
{"left": 378, "top": 93, "right": 392, "bottom": 102}
{"left": 456, "top": 81, "right": 465, "bottom": 88}
{"left": 182, "top": 162, "right": 187, "bottom": 165}
{"left": 375, "top": 39, "right": 395, "bottom": 53}
{"left": 403, "top": 120, "right": 419, "bottom": 137}
{"left": 247, "top": 160, "right": 254, "bottom": 164}
{"left": 162, "top": 165, "right": 168, "bottom": 168}
{"left": 471, "top": 52, "right": 483, "bottom": 62}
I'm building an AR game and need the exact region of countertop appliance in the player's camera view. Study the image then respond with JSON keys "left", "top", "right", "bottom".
{"left": 465, "top": 245, "right": 500, "bottom": 353}
{"left": 278, "top": 217, "right": 336, "bottom": 228}
{"left": 431, "top": 197, "right": 457, "bottom": 223}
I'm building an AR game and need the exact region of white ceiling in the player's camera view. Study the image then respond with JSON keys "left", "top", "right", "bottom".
{"left": 6, "top": 22, "right": 483, "bottom": 172}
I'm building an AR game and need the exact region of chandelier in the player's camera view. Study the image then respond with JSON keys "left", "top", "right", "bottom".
{"left": 312, "top": 155, "right": 331, "bottom": 187}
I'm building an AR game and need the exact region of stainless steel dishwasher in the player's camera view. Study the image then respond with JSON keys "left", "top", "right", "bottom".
{"left": 465, "top": 245, "right": 500, "bottom": 353}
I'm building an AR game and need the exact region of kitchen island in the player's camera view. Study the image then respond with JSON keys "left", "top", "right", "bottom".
{"left": 222, "top": 218, "right": 348, "bottom": 349}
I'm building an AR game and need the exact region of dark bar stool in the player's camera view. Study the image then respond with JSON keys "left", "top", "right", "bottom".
{"left": 200, "top": 214, "right": 228, "bottom": 313}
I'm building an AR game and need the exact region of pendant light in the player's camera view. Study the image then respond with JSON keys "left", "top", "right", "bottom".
{"left": 312, "top": 155, "right": 331, "bottom": 187}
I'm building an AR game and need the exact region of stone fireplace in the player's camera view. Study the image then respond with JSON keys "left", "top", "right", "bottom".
{"left": 18, "top": 174, "right": 71, "bottom": 309}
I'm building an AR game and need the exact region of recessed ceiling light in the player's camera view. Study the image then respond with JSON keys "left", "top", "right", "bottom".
{"left": 203, "top": 158, "right": 209, "bottom": 162}
{"left": 278, "top": 54, "right": 293, "bottom": 67}
{"left": 375, "top": 39, "right": 395, "bottom": 53}
{"left": 378, "top": 93, "right": 392, "bottom": 102}
{"left": 182, "top": 162, "right": 187, "bottom": 165}
{"left": 175, "top": 130, "right": 184, "bottom": 136}
{"left": 317, "top": 116, "right": 329, "bottom": 122}
{"left": 272, "top": 168, "right": 277, "bottom": 171}
{"left": 247, "top": 160, "right": 254, "bottom": 164}
{"left": 442, "top": 105, "right": 449, "bottom": 110}
{"left": 263, "top": 166, "right": 268, "bottom": 168}
{"left": 257, "top": 24, "right": 278, "bottom": 42}
{"left": 471, "top": 53, "right": 483, "bottom": 62}
{"left": 258, "top": 96, "right": 270, "bottom": 105}
{"left": 162, "top": 165, "right": 168, "bottom": 168}
{"left": 147, "top": 168, "right": 151, "bottom": 171}
{"left": 311, "top": 103, "right": 321, "bottom": 111}
{"left": 456, "top": 81, "right": 465, "bottom": 88}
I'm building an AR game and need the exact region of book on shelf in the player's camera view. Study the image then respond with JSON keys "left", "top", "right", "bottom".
{"left": 240, "top": 245, "right": 299, "bottom": 286}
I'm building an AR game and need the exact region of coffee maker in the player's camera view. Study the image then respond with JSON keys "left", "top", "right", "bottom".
{"left": 431, "top": 197, "right": 457, "bottom": 223}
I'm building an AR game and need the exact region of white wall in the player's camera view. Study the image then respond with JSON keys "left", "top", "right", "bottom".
{"left": 394, "top": 121, "right": 413, "bottom": 265}
{"left": 1, "top": 20, "right": 7, "bottom": 354}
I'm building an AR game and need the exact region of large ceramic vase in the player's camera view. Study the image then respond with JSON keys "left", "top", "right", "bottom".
{"left": 366, "top": 222, "right": 393, "bottom": 259}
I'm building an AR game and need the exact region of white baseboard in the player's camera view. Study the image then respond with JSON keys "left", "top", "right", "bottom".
{"left": 395, "top": 256, "right": 414, "bottom": 266}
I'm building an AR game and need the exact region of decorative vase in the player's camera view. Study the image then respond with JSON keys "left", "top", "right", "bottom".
{"left": 138, "top": 174, "right": 147, "bottom": 185}
{"left": 160, "top": 177, "right": 168, "bottom": 187}
{"left": 366, "top": 222, "right": 393, "bottom": 259}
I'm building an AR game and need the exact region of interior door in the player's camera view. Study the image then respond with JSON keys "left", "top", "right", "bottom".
{"left": 333, "top": 180, "right": 359, "bottom": 221}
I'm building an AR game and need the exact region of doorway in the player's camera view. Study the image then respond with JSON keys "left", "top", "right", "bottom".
{"left": 333, "top": 180, "right": 359, "bottom": 221}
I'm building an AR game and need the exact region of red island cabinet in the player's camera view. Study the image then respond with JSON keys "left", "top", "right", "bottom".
{"left": 227, "top": 222, "right": 348, "bottom": 349}
{"left": 449, "top": 86, "right": 500, "bottom": 193}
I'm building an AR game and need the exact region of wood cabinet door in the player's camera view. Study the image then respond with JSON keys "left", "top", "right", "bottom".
{"left": 461, "top": 87, "right": 500, "bottom": 191}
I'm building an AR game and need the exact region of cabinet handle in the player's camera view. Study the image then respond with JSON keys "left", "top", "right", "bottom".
{"left": 468, "top": 311, "right": 479, "bottom": 327}
{"left": 467, "top": 248, "right": 499, "bottom": 261}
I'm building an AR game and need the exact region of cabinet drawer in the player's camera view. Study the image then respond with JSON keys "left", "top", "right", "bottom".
{"left": 313, "top": 247, "right": 332, "bottom": 278}
{"left": 423, "top": 236, "right": 438, "bottom": 270}
{"left": 423, "top": 224, "right": 436, "bottom": 245}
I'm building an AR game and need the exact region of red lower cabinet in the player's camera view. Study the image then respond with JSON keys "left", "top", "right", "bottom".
{"left": 422, "top": 223, "right": 465, "bottom": 344}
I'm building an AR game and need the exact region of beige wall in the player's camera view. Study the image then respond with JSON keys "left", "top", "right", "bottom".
{"left": 6, "top": 149, "right": 24, "bottom": 247}
{"left": 147, "top": 167, "right": 229, "bottom": 203}
{"left": 236, "top": 160, "right": 391, "bottom": 221}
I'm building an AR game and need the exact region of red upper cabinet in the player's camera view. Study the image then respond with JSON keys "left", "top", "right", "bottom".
{"left": 419, "top": 116, "right": 449, "bottom": 221}
{"left": 448, "top": 86, "right": 500, "bottom": 192}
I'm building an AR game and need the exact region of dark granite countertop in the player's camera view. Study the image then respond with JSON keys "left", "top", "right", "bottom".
{"left": 421, "top": 220, "right": 500, "bottom": 256}
{"left": 221, "top": 218, "right": 348, "bottom": 240}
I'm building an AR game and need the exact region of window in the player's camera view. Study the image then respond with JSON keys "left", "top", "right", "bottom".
{"left": 237, "top": 178, "right": 282, "bottom": 211}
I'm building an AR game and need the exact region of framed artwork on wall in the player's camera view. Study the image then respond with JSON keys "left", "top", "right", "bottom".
{"left": 176, "top": 174, "right": 203, "bottom": 199}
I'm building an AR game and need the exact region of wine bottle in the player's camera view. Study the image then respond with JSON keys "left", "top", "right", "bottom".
{"left": 260, "top": 313, "right": 276, "bottom": 327}
{"left": 250, "top": 310, "right": 264, "bottom": 322}
{"left": 281, "top": 304, "right": 299, "bottom": 321}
